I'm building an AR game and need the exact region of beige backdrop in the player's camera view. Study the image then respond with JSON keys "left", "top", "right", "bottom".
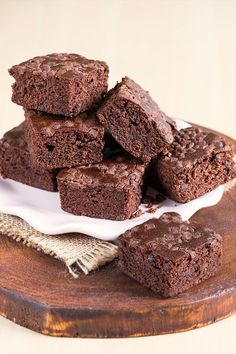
{"left": 0, "top": 0, "right": 236, "bottom": 138}
{"left": 0, "top": 1, "right": 235, "bottom": 354}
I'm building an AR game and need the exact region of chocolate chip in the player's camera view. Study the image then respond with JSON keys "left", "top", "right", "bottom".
{"left": 209, "top": 239, "right": 217, "bottom": 247}
{"left": 38, "top": 104, "right": 45, "bottom": 111}
{"left": 181, "top": 232, "right": 193, "bottom": 241}
{"left": 45, "top": 144, "right": 55, "bottom": 152}
{"left": 163, "top": 261, "right": 172, "bottom": 269}
{"left": 169, "top": 226, "right": 180, "bottom": 234}
{"left": 189, "top": 251, "right": 196, "bottom": 259}
{"left": 184, "top": 269, "right": 191, "bottom": 277}
{"left": 180, "top": 182, "right": 188, "bottom": 192}
{"left": 147, "top": 254, "right": 155, "bottom": 262}
{"left": 145, "top": 223, "right": 156, "bottom": 230}
{"left": 193, "top": 232, "right": 201, "bottom": 239}
{"left": 181, "top": 225, "right": 192, "bottom": 232}
{"left": 171, "top": 246, "right": 179, "bottom": 251}
{"left": 215, "top": 141, "right": 224, "bottom": 149}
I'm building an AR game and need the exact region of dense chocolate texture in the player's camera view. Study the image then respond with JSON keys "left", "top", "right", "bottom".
{"left": 118, "top": 212, "right": 222, "bottom": 297}
{"left": 24, "top": 109, "right": 105, "bottom": 169}
{"left": 9, "top": 53, "right": 109, "bottom": 117}
{"left": 57, "top": 156, "right": 145, "bottom": 220}
{"left": 150, "top": 127, "right": 235, "bottom": 203}
{"left": 97, "top": 77, "right": 175, "bottom": 162}
{"left": 0, "top": 123, "right": 58, "bottom": 191}
{"left": 103, "top": 132, "right": 124, "bottom": 160}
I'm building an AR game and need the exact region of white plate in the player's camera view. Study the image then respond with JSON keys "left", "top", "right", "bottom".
{"left": 0, "top": 118, "right": 224, "bottom": 241}
{"left": 0, "top": 179, "right": 224, "bottom": 240}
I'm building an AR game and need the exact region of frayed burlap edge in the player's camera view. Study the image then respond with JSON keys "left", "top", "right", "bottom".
{"left": 0, "top": 213, "right": 118, "bottom": 277}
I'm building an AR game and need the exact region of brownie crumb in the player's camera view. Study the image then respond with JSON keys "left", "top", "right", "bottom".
{"left": 147, "top": 206, "right": 159, "bottom": 214}
{"left": 130, "top": 209, "right": 144, "bottom": 219}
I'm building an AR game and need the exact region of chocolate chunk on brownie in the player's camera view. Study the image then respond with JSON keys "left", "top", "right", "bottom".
{"left": 118, "top": 212, "right": 222, "bottom": 297}
{"left": 0, "top": 123, "right": 59, "bottom": 191}
{"left": 149, "top": 127, "right": 235, "bottom": 203}
{"left": 24, "top": 109, "right": 105, "bottom": 170}
{"left": 97, "top": 76, "right": 175, "bottom": 163}
{"left": 9, "top": 53, "right": 109, "bottom": 117}
{"left": 57, "top": 155, "right": 145, "bottom": 220}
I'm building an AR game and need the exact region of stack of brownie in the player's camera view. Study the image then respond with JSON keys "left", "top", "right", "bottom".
{"left": 0, "top": 53, "right": 109, "bottom": 192}
{"left": 0, "top": 53, "right": 235, "bottom": 297}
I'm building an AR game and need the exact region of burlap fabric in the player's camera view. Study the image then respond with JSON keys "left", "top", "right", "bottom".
{"left": 0, "top": 213, "right": 118, "bottom": 277}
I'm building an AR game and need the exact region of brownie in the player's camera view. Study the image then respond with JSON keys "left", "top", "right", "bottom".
{"left": 97, "top": 77, "right": 175, "bottom": 162}
{"left": 118, "top": 212, "right": 223, "bottom": 297}
{"left": 24, "top": 109, "right": 105, "bottom": 170}
{"left": 9, "top": 53, "right": 109, "bottom": 117}
{"left": 57, "top": 155, "right": 146, "bottom": 220}
{"left": 149, "top": 127, "right": 236, "bottom": 203}
{"left": 0, "top": 123, "right": 59, "bottom": 191}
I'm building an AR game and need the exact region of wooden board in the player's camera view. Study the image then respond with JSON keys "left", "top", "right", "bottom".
{"left": 0, "top": 127, "right": 235, "bottom": 338}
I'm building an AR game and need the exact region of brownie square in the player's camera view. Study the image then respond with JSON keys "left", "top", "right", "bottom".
{"left": 149, "top": 127, "right": 236, "bottom": 203}
{"left": 9, "top": 53, "right": 109, "bottom": 117}
{"left": 24, "top": 109, "right": 105, "bottom": 170}
{"left": 97, "top": 76, "right": 175, "bottom": 162}
{"left": 57, "top": 155, "right": 145, "bottom": 220}
{"left": 0, "top": 123, "right": 59, "bottom": 191}
{"left": 118, "top": 212, "right": 223, "bottom": 297}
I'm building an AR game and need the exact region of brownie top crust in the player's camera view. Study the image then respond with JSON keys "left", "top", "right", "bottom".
{"left": 107, "top": 76, "right": 175, "bottom": 144}
{"left": 160, "top": 127, "right": 233, "bottom": 173}
{"left": 9, "top": 53, "right": 108, "bottom": 80}
{"left": 0, "top": 123, "right": 27, "bottom": 150}
{"left": 119, "top": 212, "right": 222, "bottom": 261}
{"left": 57, "top": 155, "right": 145, "bottom": 189}
{"left": 24, "top": 109, "right": 104, "bottom": 139}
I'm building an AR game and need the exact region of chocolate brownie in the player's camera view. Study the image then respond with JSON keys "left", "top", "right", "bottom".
{"left": 0, "top": 123, "right": 58, "bottom": 191}
{"left": 24, "top": 109, "right": 105, "bottom": 170}
{"left": 97, "top": 77, "right": 175, "bottom": 162}
{"left": 149, "top": 127, "right": 235, "bottom": 203}
{"left": 57, "top": 155, "right": 145, "bottom": 220}
{"left": 118, "top": 212, "right": 222, "bottom": 297}
{"left": 9, "top": 53, "right": 109, "bottom": 117}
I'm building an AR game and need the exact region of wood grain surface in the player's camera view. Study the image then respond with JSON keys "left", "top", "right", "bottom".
{"left": 0, "top": 127, "right": 235, "bottom": 338}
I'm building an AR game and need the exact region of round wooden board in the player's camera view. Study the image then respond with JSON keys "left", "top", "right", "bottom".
{"left": 0, "top": 127, "right": 235, "bottom": 338}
